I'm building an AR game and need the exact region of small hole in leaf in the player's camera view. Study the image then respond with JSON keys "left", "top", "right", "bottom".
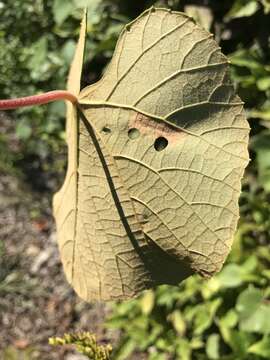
{"left": 101, "top": 126, "right": 111, "bottom": 134}
{"left": 154, "top": 137, "right": 168, "bottom": 151}
{"left": 142, "top": 210, "right": 149, "bottom": 220}
{"left": 126, "top": 25, "right": 131, "bottom": 32}
{"left": 128, "top": 128, "right": 140, "bottom": 140}
{"left": 141, "top": 209, "right": 150, "bottom": 224}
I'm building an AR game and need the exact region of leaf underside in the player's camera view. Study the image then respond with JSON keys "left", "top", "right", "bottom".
{"left": 53, "top": 7, "right": 250, "bottom": 302}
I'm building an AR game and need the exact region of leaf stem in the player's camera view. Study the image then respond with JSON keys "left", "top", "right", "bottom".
{"left": 0, "top": 90, "right": 77, "bottom": 110}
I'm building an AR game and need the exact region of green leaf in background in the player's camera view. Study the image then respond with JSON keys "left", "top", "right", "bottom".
{"left": 193, "top": 299, "right": 222, "bottom": 335}
{"left": 230, "top": 49, "right": 262, "bottom": 71}
{"left": 206, "top": 334, "right": 220, "bottom": 360}
{"left": 248, "top": 336, "right": 270, "bottom": 358}
{"left": 75, "top": 0, "right": 101, "bottom": 8}
{"left": 250, "top": 108, "right": 270, "bottom": 121}
{"left": 251, "top": 132, "right": 270, "bottom": 192}
{"left": 76, "top": 0, "right": 102, "bottom": 15}
{"left": 140, "top": 290, "right": 155, "bottom": 315}
{"left": 218, "top": 309, "right": 239, "bottom": 345}
{"left": 225, "top": 0, "right": 260, "bottom": 20}
{"left": 236, "top": 287, "right": 270, "bottom": 334}
{"left": 61, "top": 40, "right": 77, "bottom": 65}
{"left": 16, "top": 118, "right": 32, "bottom": 140}
{"left": 53, "top": 0, "right": 74, "bottom": 25}
{"left": 239, "top": 303, "right": 270, "bottom": 334}
{"left": 112, "top": 338, "right": 136, "bottom": 360}
{"left": 216, "top": 264, "right": 244, "bottom": 288}
{"left": 27, "top": 37, "right": 49, "bottom": 81}
{"left": 169, "top": 310, "right": 186, "bottom": 335}
{"left": 176, "top": 338, "right": 191, "bottom": 360}
{"left": 236, "top": 286, "right": 263, "bottom": 319}
{"left": 261, "top": 0, "right": 270, "bottom": 13}
{"left": 227, "top": 330, "right": 254, "bottom": 357}
{"left": 257, "top": 77, "right": 270, "bottom": 91}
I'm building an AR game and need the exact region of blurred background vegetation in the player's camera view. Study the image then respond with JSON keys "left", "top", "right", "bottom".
{"left": 1, "top": 0, "right": 270, "bottom": 359}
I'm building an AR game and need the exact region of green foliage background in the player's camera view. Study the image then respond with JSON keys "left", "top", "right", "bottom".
{"left": 1, "top": 0, "right": 270, "bottom": 359}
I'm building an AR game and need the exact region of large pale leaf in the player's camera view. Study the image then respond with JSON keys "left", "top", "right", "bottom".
{"left": 54, "top": 7, "right": 250, "bottom": 302}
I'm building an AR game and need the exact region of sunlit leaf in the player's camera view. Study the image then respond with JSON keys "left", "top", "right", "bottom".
{"left": 217, "top": 264, "right": 244, "bottom": 288}
{"left": 239, "top": 304, "right": 270, "bottom": 334}
{"left": 218, "top": 309, "right": 239, "bottom": 345}
{"left": 236, "top": 286, "right": 263, "bottom": 319}
{"left": 193, "top": 299, "right": 221, "bottom": 335}
{"left": 225, "top": 0, "right": 260, "bottom": 21}
{"left": 169, "top": 310, "right": 186, "bottom": 335}
{"left": 257, "top": 77, "right": 270, "bottom": 91}
{"left": 236, "top": 287, "right": 270, "bottom": 334}
{"left": 248, "top": 336, "right": 270, "bottom": 358}
{"left": 206, "top": 333, "right": 220, "bottom": 359}
{"left": 140, "top": 289, "right": 155, "bottom": 315}
{"left": 176, "top": 338, "right": 191, "bottom": 360}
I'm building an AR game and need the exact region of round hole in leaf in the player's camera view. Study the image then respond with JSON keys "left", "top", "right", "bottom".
{"left": 128, "top": 128, "right": 140, "bottom": 140}
{"left": 142, "top": 209, "right": 150, "bottom": 222}
{"left": 154, "top": 137, "right": 168, "bottom": 151}
{"left": 101, "top": 126, "right": 111, "bottom": 134}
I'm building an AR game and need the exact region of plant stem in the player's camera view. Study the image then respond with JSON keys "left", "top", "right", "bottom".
{"left": 0, "top": 90, "right": 77, "bottom": 110}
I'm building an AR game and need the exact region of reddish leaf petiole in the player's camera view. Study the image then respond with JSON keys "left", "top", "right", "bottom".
{"left": 0, "top": 90, "right": 77, "bottom": 110}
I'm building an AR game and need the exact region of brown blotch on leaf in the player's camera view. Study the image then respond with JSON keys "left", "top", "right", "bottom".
{"left": 129, "top": 112, "right": 186, "bottom": 143}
